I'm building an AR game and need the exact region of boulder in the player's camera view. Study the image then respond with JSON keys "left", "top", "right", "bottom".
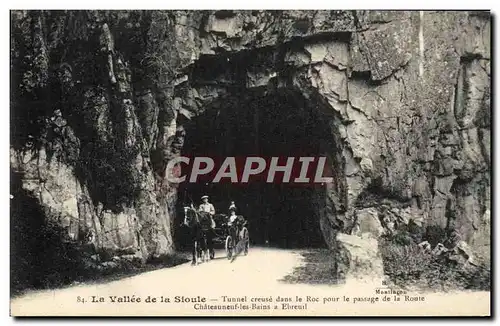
{"left": 418, "top": 241, "right": 432, "bottom": 253}
{"left": 432, "top": 243, "right": 448, "bottom": 256}
{"left": 353, "top": 208, "right": 385, "bottom": 238}
{"left": 336, "top": 232, "right": 384, "bottom": 280}
{"left": 449, "top": 240, "right": 475, "bottom": 265}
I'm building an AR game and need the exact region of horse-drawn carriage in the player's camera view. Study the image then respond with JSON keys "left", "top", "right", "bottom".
{"left": 212, "top": 214, "right": 249, "bottom": 259}
{"left": 183, "top": 207, "right": 250, "bottom": 264}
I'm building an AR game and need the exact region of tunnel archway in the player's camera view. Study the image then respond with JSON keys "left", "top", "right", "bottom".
{"left": 175, "top": 88, "right": 337, "bottom": 249}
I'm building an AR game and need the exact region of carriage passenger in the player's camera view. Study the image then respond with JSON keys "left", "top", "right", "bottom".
{"left": 228, "top": 208, "right": 238, "bottom": 225}
{"left": 227, "top": 209, "right": 238, "bottom": 244}
{"left": 228, "top": 201, "right": 237, "bottom": 215}
{"left": 236, "top": 215, "right": 247, "bottom": 228}
{"left": 228, "top": 209, "right": 247, "bottom": 246}
{"left": 228, "top": 209, "right": 247, "bottom": 227}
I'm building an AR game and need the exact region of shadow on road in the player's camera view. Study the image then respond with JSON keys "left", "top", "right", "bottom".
{"left": 280, "top": 249, "right": 341, "bottom": 286}
{"left": 211, "top": 256, "right": 230, "bottom": 261}
{"left": 11, "top": 253, "right": 191, "bottom": 299}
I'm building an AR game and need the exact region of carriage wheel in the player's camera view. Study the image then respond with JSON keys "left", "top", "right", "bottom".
{"left": 225, "top": 236, "right": 233, "bottom": 260}
{"left": 241, "top": 227, "right": 250, "bottom": 255}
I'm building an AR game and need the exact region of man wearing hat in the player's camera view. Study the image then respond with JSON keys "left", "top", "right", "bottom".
{"left": 198, "top": 195, "right": 216, "bottom": 259}
{"left": 199, "top": 195, "right": 216, "bottom": 229}
{"left": 199, "top": 195, "right": 215, "bottom": 216}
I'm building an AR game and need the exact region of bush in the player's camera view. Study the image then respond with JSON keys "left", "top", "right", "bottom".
{"left": 424, "top": 224, "right": 449, "bottom": 247}
{"left": 380, "top": 240, "right": 436, "bottom": 282}
{"left": 11, "top": 206, "right": 88, "bottom": 294}
{"left": 379, "top": 237, "right": 491, "bottom": 291}
{"left": 466, "top": 264, "right": 490, "bottom": 291}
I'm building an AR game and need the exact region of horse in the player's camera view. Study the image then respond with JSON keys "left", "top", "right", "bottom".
{"left": 183, "top": 206, "right": 214, "bottom": 265}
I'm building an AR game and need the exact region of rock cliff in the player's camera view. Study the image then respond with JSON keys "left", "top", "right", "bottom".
{"left": 10, "top": 11, "right": 490, "bottom": 268}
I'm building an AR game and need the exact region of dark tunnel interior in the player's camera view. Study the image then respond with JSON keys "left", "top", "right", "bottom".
{"left": 176, "top": 89, "right": 332, "bottom": 249}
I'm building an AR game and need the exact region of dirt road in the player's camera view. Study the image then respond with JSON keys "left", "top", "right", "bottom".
{"left": 10, "top": 247, "right": 490, "bottom": 316}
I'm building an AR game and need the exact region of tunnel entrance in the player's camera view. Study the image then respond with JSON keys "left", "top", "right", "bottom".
{"left": 176, "top": 89, "right": 333, "bottom": 249}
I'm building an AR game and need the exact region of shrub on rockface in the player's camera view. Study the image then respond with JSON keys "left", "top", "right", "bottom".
{"left": 379, "top": 224, "right": 491, "bottom": 291}
{"left": 379, "top": 239, "right": 452, "bottom": 288}
{"left": 11, "top": 172, "right": 88, "bottom": 295}
{"left": 77, "top": 140, "right": 142, "bottom": 213}
{"left": 465, "top": 263, "right": 490, "bottom": 291}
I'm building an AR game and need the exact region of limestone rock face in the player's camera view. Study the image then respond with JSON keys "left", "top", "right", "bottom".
{"left": 353, "top": 208, "right": 385, "bottom": 238}
{"left": 10, "top": 10, "right": 490, "bottom": 263}
{"left": 336, "top": 233, "right": 384, "bottom": 280}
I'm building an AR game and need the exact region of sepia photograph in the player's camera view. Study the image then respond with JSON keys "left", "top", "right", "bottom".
{"left": 8, "top": 8, "right": 491, "bottom": 317}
